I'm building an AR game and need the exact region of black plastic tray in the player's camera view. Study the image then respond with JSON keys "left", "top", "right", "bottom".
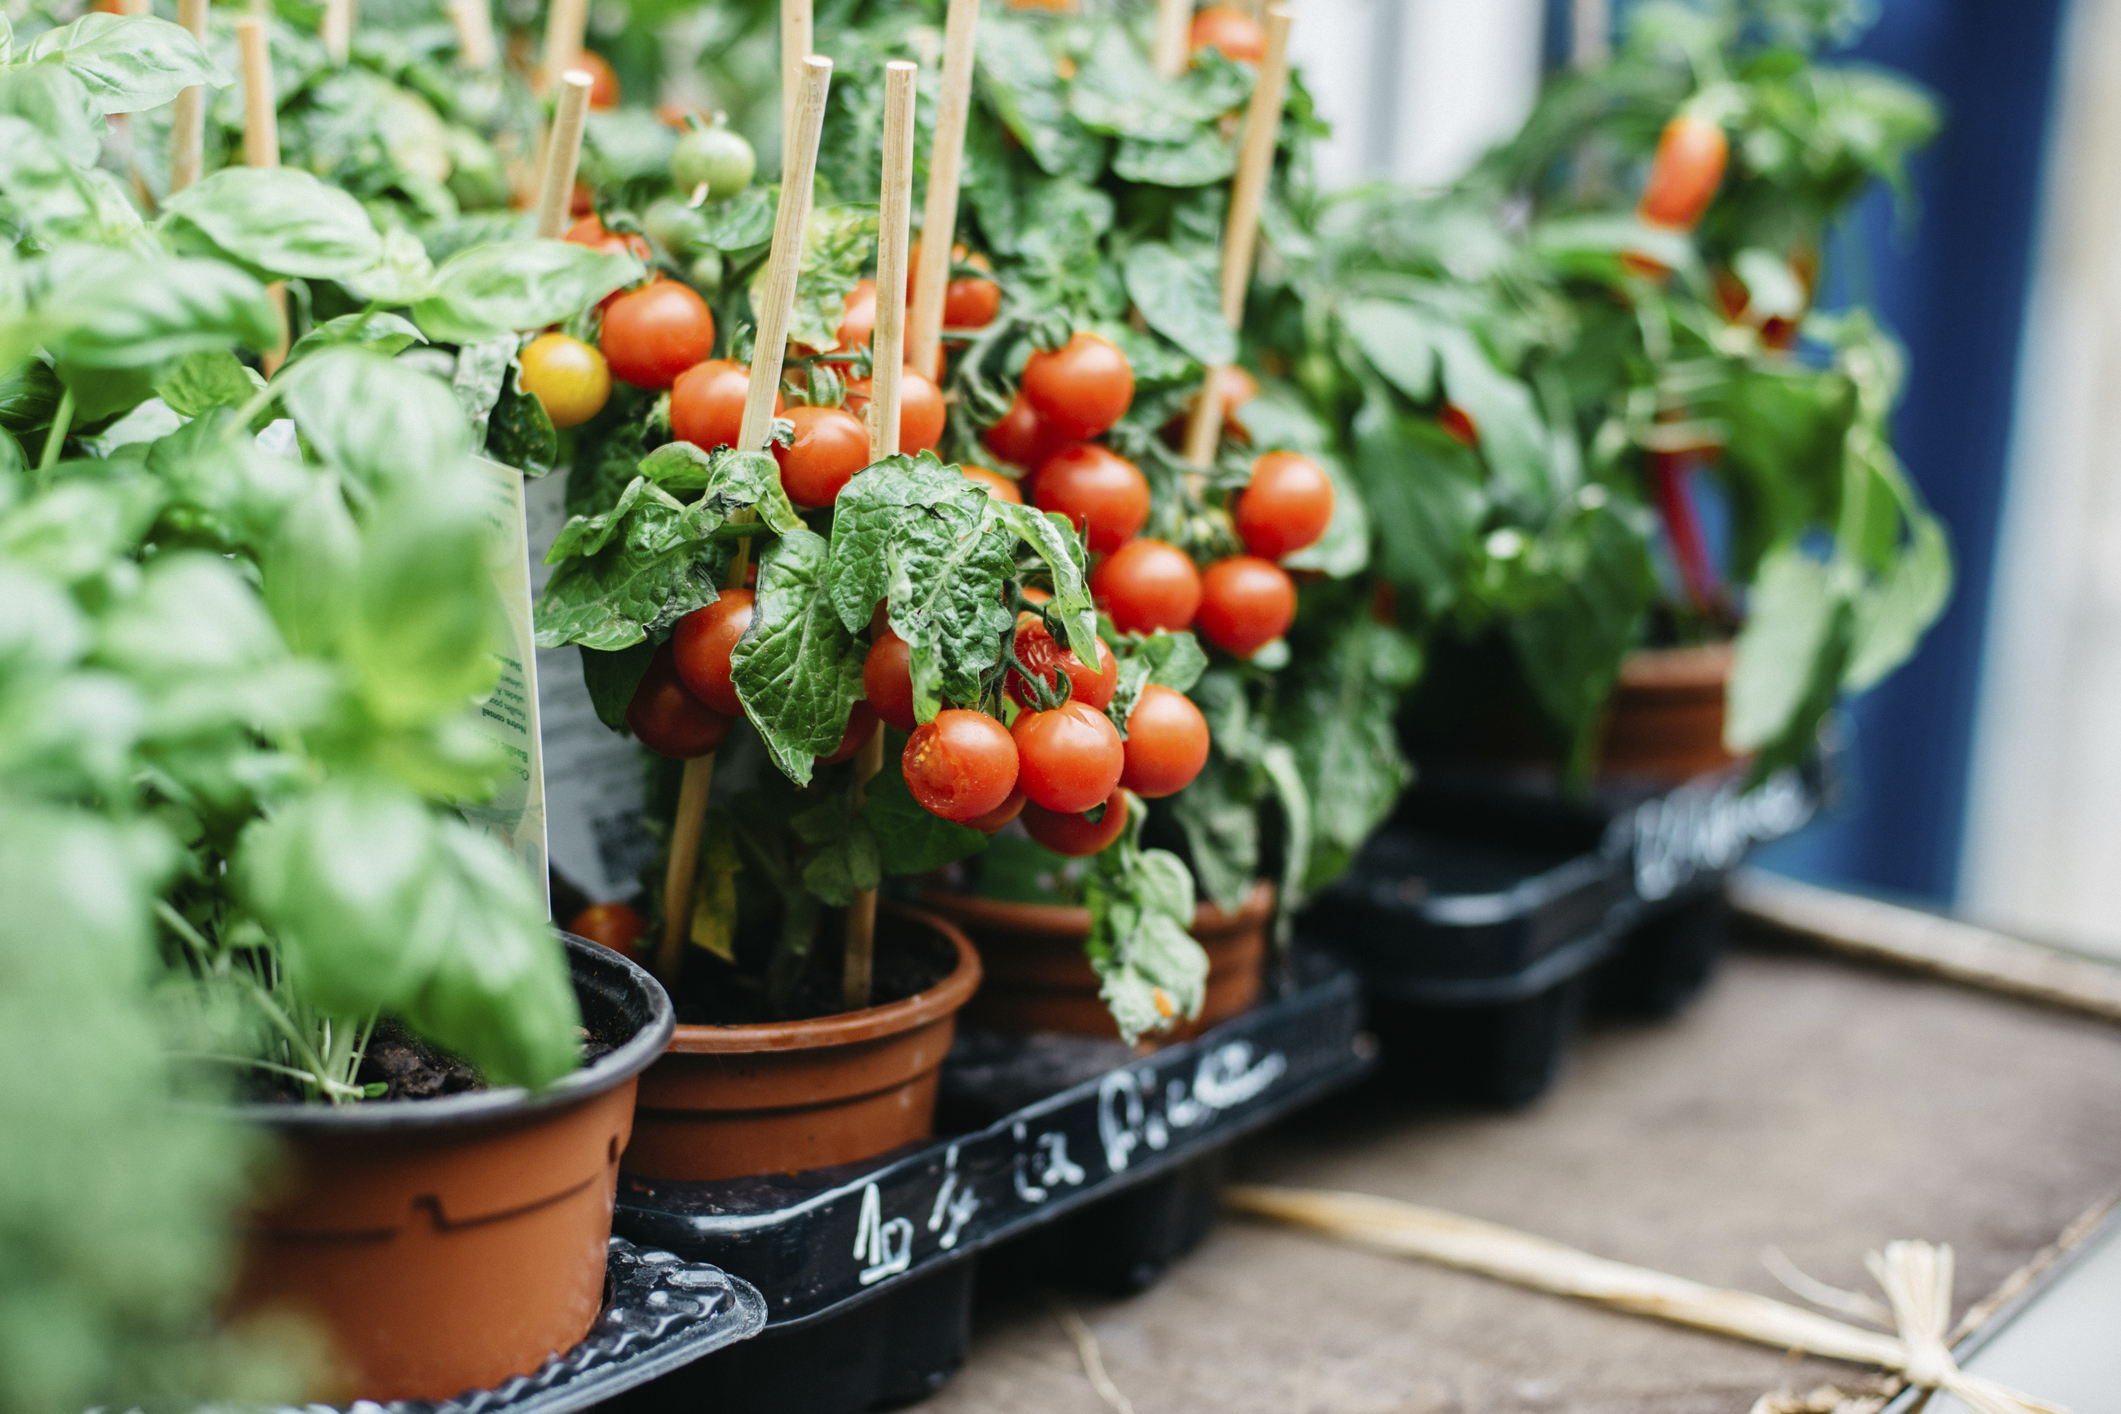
{"left": 604, "top": 959, "right": 1371, "bottom": 1413}
{"left": 1303, "top": 761, "right": 1825, "bottom": 1104}
{"left": 300, "top": 1237, "right": 764, "bottom": 1414}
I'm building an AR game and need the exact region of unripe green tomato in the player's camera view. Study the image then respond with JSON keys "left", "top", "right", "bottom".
{"left": 643, "top": 196, "right": 707, "bottom": 255}
{"left": 688, "top": 249, "right": 724, "bottom": 295}
{"left": 671, "top": 119, "right": 756, "bottom": 202}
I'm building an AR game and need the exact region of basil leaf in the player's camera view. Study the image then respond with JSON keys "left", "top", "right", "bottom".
{"left": 0, "top": 62, "right": 101, "bottom": 166}
{"left": 343, "top": 228, "right": 439, "bottom": 306}
{"left": 159, "top": 167, "right": 383, "bottom": 280}
{"left": 283, "top": 311, "right": 426, "bottom": 369}
{"left": 534, "top": 477, "right": 724, "bottom": 651}
{"left": 343, "top": 480, "right": 504, "bottom": 729}
{"left": 154, "top": 349, "right": 261, "bottom": 419}
{"left": 41, "top": 250, "right": 279, "bottom": 369}
{"left": 22, "top": 14, "right": 223, "bottom": 116}
{"left": 412, "top": 241, "right": 643, "bottom": 344}
{"left": 730, "top": 526, "right": 864, "bottom": 785}
{"left": 277, "top": 348, "right": 471, "bottom": 495}
{"left": 1123, "top": 241, "right": 1234, "bottom": 367}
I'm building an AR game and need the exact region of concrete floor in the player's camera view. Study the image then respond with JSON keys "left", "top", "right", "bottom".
{"left": 927, "top": 944, "right": 2121, "bottom": 1413}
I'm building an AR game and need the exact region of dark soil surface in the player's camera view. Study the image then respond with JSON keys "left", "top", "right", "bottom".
{"left": 355, "top": 1018, "right": 485, "bottom": 1100}
{"left": 671, "top": 911, "right": 959, "bottom": 1026}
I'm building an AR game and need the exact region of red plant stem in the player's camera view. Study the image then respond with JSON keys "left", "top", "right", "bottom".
{"left": 1652, "top": 450, "right": 1718, "bottom": 611}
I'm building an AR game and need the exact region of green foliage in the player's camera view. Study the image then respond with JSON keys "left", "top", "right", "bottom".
{"left": 1085, "top": 797, "right": 1208, "bottom": 1046}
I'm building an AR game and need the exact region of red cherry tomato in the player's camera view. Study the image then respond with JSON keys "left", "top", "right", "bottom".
{"left": 836, "top": 279, "right": 877, "bottom": 352}
{"left": 1022, "top": 332, "right": 1133, "bottom": 441}
{"left": 1092, "top": 538, "right": 1201, "bottom": 634}
{"left": 863, "top": 628, "right": 918, "bottom": 732}
{"left": 1021, "top": 789, "right": 1129, "bottom": 857}
{"left": 671, "top": 590, "right": 754, "bottom": 717}
{"left": 1034, "top": 443, "right": 1149, "bottom": 555}
{"left": 1235, "top": 451, "right": 1335, "bottom": 560}
{"left": 1008, "top": 616, "right": 1118, "bottom": 710}
{"left": 1118, "top": 684, "right": 1209, "bottom": 799}
{"left": 566, "top": 214, "right": 653, "bottom": 263}
{"left": 1011, "top": 699, "right": 1125, "bottom": 814}
{"left": 1176, "top": 364, "right": 1259, "bottom": 445}
{"left": 672, "top": 359, "right": 780, "bottom": 452}
{"left": 626, "top": 644, "right": 735, "bottom": 759}
{"left": 1438, "top": 403, "right": 1479, "bottom": 448}
{"left": 1196, "top": 555, "right": 1296, "bottom": 657}
{"left": 600, "top": 280, "right": 715, "bottom": 390}
{"left": 966, "top": 784, "right": 1028, "bottom": 834}
{"left": 982, "top": 389, "right": 1059, "bottom": 472}
{"left": 574, "top": 51, "right": 621, "bottom": 110}
{"left": 1189, "top": 6, "right": 1266, "bottom": 62}
{"left": 962, "top": 465, "right": 1023, "bottom": 503}
{"left": 818, "top": 700, "right": 879, "bottom": 765}
{"left": 845, "top": 367, "right": 947, "bottom": 454}
{"left": 909, "top": 241, "right": 1003, "bottom": 331}
{"left": 1638, "top": 112, "right": 1728, "bottom": 232}
{"left": 903, "top": 710, "right": 1019, "bottom": 823}
{"left": 775, "top": 404, "right": 871, "bottom": 507}
{"left": 568, "top": 901, "right": 646, "bottom": 961}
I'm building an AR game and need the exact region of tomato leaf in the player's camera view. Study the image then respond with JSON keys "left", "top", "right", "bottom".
{"left": 789, "top": 787, "right": 880, "bottom": 907}
{"left": 1341, "top": 299, "right": 1438, "bottom": 403}
{"left": 1112, "top": 131, "right": 1238, "bottom": 187}
{"left": 730, "top": 526, "right": 864, "bottom": 785}
{"left": 978, "top": 15, "right": 1107, "bottom": 182}
{"left": 636, "top": 443, "right": 799, "bottom": 532}
{"left": 825, "top": 453, "right": 973, "bottom": 634}
{"left": 692, "top": 184, "right": 777, "bottom": 253}
{"left": 993, "top": 500, "right": 1099, "bottom": 663}
{"left": 1106, "top": 629, "right": 1207, "bottom": 736}
{"left": 755, "top": 202, "right": 876, "bottom": 357}
{"left": 534, "top": 477, "right": 726, "bottom": 651}
{"left": 1352, "top": 398, "right": 1484, "bottom": 618}
{"left": 412, "top": 241, "right": 643, "bottom": 344}
{"left": 484, "top": 360, "right": 558, "bottom": 477}
{"left": 159, "top": 167, "right": 383, "bottom": 280}
{"left": 577, "top": 640, "right": 654, "bottom": 732}
{"left": 886, "top": 493, "right": 1017, "bottom": 722}
{"left": 1123, "top": 242, "right": 1235, "bottom": 367}
{"left": 1085, "top": 806, "right": 1206, "bottom": 1045}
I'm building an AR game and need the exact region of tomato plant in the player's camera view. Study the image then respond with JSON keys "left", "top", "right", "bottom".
{"left": 627, "top": 645, "right": 736, "bottom": 758}
{"left": 1022, "top": 331, "right": 1134, "bottom": 440}
{"left": 569, "top": 903, "right": 646, "bottom": 960}
{"left": 1196, "top": 556, "right": 1297, "bottom": 657}
{"left": 982, "top": 389, "right": 1059, "bottom": 471}
{"left": 1234, "top": 451, "right": 1335, "bottom": 560}
{"left": 1093, "top": 539, "right": 1202, "bottom": 634}
{"left": 575, "top": 51, "right": 622, "bottom": 109}
{"left": 962, "top": 465, "right": 1024, "bottom": 502}
{"left": 904, "top": 710, "right": 1021, "bottom": 822}
{"left": 818, "top": 701, "right": 880, "bottom": 765}
{"left": 518, "top": 333, "right": 611, "bottom": 429}
{"left": 911, "top": 242, "right": 1002, "bottom": 329}
{"left": 1022, "top": 790, "right": 1131, "bottom": 857}
{"left": 1034, "top": 443, "right": 1150, "bottom": 553}
{"left": 836, "top": 279, "right": 877, "bottom": 352}
{"left": 672, "top": 359, "right": 778, "bottom": 450}
{"left": 863, "top": 627, "right": 919, "bottom": 732}
{"left": 1009, "top": 616, "right": 1118, "bottom": 710}
{"left": 671, "top": 114, "right": 756, "bottom": 201}
{"left": 1190, "top": 6, "right": 1266, "bottom": 63}
{"left": 847, "top": 366, "right": 947, "bottom": 453}
{"left": 775, "top": 404, "right": 871, "bottom": 506}
{"left": 672, "top": 590, "right": 755, "bottom": 716}
{"left": 967, "top": 785, "right": 1030, "bottom": 834}
{"left": 601, "top": 280, "right": 716, "bottom": 389}
{"left": 1012, "top": 700, "right": 1126, "bottom": 814}
{"left": 1118, "top": 685, "right": 1210, "bottom": 798}
{"left": 1638, "top": 112, "right": 1729, "bottom": 231}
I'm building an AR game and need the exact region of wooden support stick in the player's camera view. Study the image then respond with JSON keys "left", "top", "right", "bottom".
{"left": 170, "top": 0, "right": 209, "bottom": 194}
{"left": 449, "top": 0, "right": 499, "bottom": 69}
{"left": 840, "top": 59, "right": 917, "bottom": 1014}
{"left": 656, "top": 56, "right": 835, "bottom": 975}
{"left": 781, "top": 0, "right": 813, "bottom": 164}
{"left": 1153, "top": 0, "right": 1191, "bottom": 79}
{"left": 909, "top": 0, "right": 980, "bottom": 384}
{"left": 237, "top": 19, "right": 291, "bottom": 374}
{"left": 118, "top": 0, "right": 149, "bottom": 16}
{"left": 322, "top": 0, "right": 352, "bottom": 65}
{"left": 534, "top": 72, "right": 593, "bottom": 240}
{"left": 1180, "top": 4, "right": 1291, "bottom": 469}
{"left": 540, "top": 0, "right": 587, "bottom": 93}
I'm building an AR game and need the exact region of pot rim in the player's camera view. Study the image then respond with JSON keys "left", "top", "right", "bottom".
{"left": 665, "top": 904, "right": 982, "bottom": 1055}
{"left": 921, "top": 878, "right": 1275, "bottom": 938}
{"left": 1617, "top": 641, "right": 1734, "bottom": 690}
{"left": 231, "top": 933, "right": 675, "bottom": 1132}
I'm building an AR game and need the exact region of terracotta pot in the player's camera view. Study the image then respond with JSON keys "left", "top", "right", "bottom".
{"left": 921, "top": 880, "right": 1274, "bottom": 1043}
{"left": 229, "top": 936, "right": 674, "bottom": 1403}
{"left": 623, "top": 906, "right": 981, "bottom": 1183}
{"left": 1595, "top": 643, "right": 1737, "bottom": 782}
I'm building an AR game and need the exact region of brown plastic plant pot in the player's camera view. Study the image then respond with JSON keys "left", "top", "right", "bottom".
{"left": 227, "top": 935, "right": 674, "bottom": 1404}
{"left": 920, "top": 880, "right": 1274, "bottom": 1044}
{"left": 622, "top": 906, "right": 982, "bottom": 1183}
{"left": 1595, "top": 642, "right": 1739, "bottom": 782}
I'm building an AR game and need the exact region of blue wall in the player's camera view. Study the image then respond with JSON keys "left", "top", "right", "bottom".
{"left": 1752, "top": 0, "right": 2067, "bottom": 901}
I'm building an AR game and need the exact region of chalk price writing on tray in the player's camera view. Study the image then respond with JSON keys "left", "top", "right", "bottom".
{"left": 1632, "top": 769, "right": 1816, "bottom": 902}
{"left": 1099, "top": 1041, "right": 1290, "bottom": 1175}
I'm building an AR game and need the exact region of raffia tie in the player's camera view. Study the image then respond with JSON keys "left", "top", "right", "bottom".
{"left": 1224, "top": 1186, "right": 2067, "bottom": 1414}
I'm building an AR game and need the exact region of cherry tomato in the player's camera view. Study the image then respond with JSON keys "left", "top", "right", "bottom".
{"left": 775, "top": 404, "right": 871, "bottom": 507}
{"left": 1008, "top": 616, "right": 1118, "bottom": 710}
{"left": 836, "top": 279, "right": 877, "bottom": 352}
{"left": 982, "top": 389, "right": 1059, "bottom": 472}
{"left": 903, "top": 710, "right": 1019, "bottom": 823}
{"left": 672, "top": 359, "right": 779, "bottom": 451}
{"left": 600, "top": 280, "right": 715, "bottom": 390}
{"left": 671, "top": 590, "right": 753, "bottom": 717}
{"left": 966, "top": 784, "right": 1028, "bottom": 834}
{"left": 670, "top": 117, "right": 755, "bottom": 201}
{"left": 657, "top": 100, "right": 708, "bottom": 130}
{"left": 517, "top": 333, "right": 611, "bottom": 430}
{"left": 1171, "top": 364, "right": 1259, "bottom": 446}
{"left": 1022, "top": 331, "right": 1134, "bottom": 441}
{"left": 845, "top": 366, "right": 947, "bottom": 453}
{"left": 818, "top": 700, "right": 879, "bottom": 765}
{"left": 1638, "top": 112, "right": 1728, "bottom": 231}
{"left": 626, "top": 644, "right": 735, "bottom": 759}
{"left": 910, "top": 242, "right": 1002, "bottom": 330}
{"left": 574, "top": 51, "right": 621, "bottom": 109}
{"left": 1235, "top": 451, "right": 1335, "bottom": 560}
{"left": 962, "top": 465, "right": 1023, "bottom": 503}
{"left": 1118, "top": 684, "right": 1209, "bottom": 799}
{"left": 565, "top": 214, "right": 652, "bottom": 263}
{"left": 1011, "top": 699, "right": 1124, "bottom": 814}
{"left": 568, "top": 901, "right": 646, "bottom": 960}
{"left": 863, "top": 627, "right": 918, "bottom": 732}
{"left": 1021, "top": 789, "right": 1129, "bottom": 857}
{"left": 1189, "top": 6, "right": 1266, "bottom": 62}
{"left": 1196, "top": 555, "right": 1296, "bottom": 657}
{"left": 1439, "top": 402, "right": 1479, "bottom": 448}
{"left": 1092, "top": 538, "right": 1201, "bottom": 633}
{"left": 1034, "top": 443, "right": 1149, "bottom": 554}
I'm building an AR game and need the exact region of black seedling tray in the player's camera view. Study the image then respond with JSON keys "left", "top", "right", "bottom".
{"left": 606, "top": 957, "right": 1371, "bottom": 1414}
{"left": 298, "top": 1237, "right": 764, "bottom": 1414}
{"left": 1304, "top": 760, "right": 1826, "bottom": 1105}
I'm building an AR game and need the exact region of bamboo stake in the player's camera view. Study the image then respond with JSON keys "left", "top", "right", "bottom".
{"left": 449, "top": 0, "right": 499, "bottom": 69}
{"left": 236, "top": 18, "right": 292, "bottom": 374}
{"left": 540, "top": 0, "right": 587, "bottom": 93}
{"left": 118, "top": 0, "right": 148, "bottom": 16}
{"left": 1180, "top": 4, "right": 1290, "bottom": 469}
{"left": 908, "top": 0, "right": 981, "bottom": 384}
{"left": 1152, "top": 0, "right": 1191, "bottom": 79}
{"left": 533, "top": 71, "right": 593, "bottom": 240}
{"left": 322, "top": 0, "right": 352, "bottom": 65}
{"left": 838, "top": 60, "right": 918, "bottom": 1013}
{"left": 657, "top": 55, "right": 836, "bottom": 977}
{"left": 781, "top": 0, "right": 813, "bottom": 163}
{"left": 169, "top": 0, "right": 210, "bottom": 194}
